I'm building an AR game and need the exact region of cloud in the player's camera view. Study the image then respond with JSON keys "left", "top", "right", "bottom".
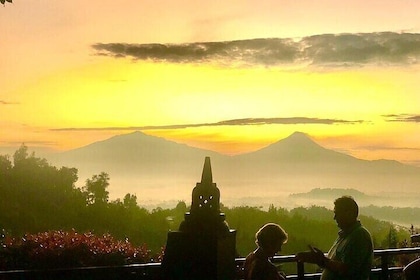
{"left": 0, "top": 140, "right": 57, "bottom": 146}
{"left": 92, "top": 38, "right": 299, "bottom": 66}
{"left": 92, "top": 32, "right": 420, "bottom": 67}
{"left": 215, "top": 117, "right": 363, "bottom": 125}
{"left": 383, "top": 114, "right": 420, "bottom": 122}
{"left": 51, "top": 117, "right": 364, "bottom": 131}
{"left": 0, "top": 100, "right": 19, "bottom": 105}
{"left": 302, "top": 32, "right": 420, "bottom": 65}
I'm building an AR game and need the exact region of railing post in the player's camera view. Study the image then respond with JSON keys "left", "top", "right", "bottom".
{"left": 381, "top": 254, "right": 389, "bottom": 280}
{"left": 297, "top": 261, "right": 305, "bottom": 280}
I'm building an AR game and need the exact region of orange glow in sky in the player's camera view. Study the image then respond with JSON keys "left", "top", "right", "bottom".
{"left": 1, "top": 0, "right": 420, "bottom": 167}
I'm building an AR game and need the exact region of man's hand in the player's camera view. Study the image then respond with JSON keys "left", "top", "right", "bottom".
{"left": 296, "top": 245, "right": 327, "bottom": 267}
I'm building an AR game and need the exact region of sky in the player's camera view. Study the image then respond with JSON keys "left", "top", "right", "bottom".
{"left": 1, "top": 0, "right": 420, "bottom": 167}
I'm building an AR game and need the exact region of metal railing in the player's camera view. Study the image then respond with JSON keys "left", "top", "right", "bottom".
{"left": 1, "top": 247, "right": 419, "bottom": 279}
{"left": 268, "top": 246, "right": 420, "bottom": 279}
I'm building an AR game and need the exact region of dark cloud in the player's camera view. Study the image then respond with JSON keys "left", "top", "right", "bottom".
{"left": 0, "top": 100, "right": 19, "bottom": 105}
{"left": 51, "top": 117, "right": 364, "bottom": 131}
{"left": 383, "top": 114, "right": 420, "bottom": 122}
{"left": 215, "top": 117, "right": 363, "bottom": 125}
{"left": 0, "top": 140, "right": 57, "bottom": 146}
{"left": 302, "top": 32, "right": 420, "bottom": 65}
{"left": 92, "top": 32, "right": 420, "bottom": 67}
{"left": 92, "top": 38, "right": 299, "bottom": 66}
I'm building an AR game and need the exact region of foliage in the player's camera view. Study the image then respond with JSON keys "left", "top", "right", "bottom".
{"left": 361, "top": 205, "right": 420, "bottom": 227}
{"left": 0, "top": 146, "right": 414, "bottom": 272}
{"left": 0, "top": 145, "right": 84, "bottom": 235}
{"left": 1, "top": 0, "right": 12, "bottom": 5}
{"left": 226, "top": 205, "right": 413, "bottom": 274}
{"left": 0, "top": 145, "right": 171, "bottom": 253}
{"left": 0, "top": 230, "right": 151, "bottom": 270}
{"left": 84, "top": 172, "right": 110, "bottom": 205}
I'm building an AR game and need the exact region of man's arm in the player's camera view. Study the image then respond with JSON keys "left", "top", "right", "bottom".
{"left": 296, "top": 246, "right": 349, "bottom": 275}
{"left": 321, "top": 256, "right": 349, "bottom": 275}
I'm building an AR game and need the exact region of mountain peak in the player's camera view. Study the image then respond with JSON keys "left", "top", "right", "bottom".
{"left": 241, "top": 131, "right": 328, "bottom": 160}
{"left": 277, "top": 131, "right": 319, "bottom": 147}
{"left": 290, "top": 131, "right": 307, "bottom": 136}
{"left": 285, "top": 131, "right": 311, "bottom": 140}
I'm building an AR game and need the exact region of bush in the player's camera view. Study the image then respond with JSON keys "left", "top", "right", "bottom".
{"left": 0, "top": 230, "right": 152, "bottom": 270}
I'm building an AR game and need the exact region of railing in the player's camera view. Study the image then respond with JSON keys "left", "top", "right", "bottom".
{"left": 267, "top": 246, "right": 420, "bottom": 279}
{"left": 1, "top": 247, "right": 419, "bottom": 280}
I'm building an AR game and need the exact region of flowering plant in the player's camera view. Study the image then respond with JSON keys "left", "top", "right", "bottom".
{"left": 0, "top": 230, "right": 151, "bottom": 270}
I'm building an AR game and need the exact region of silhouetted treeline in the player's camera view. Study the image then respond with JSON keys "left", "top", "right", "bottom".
{"left": 0, "top": 145, "right": 173, "bottom": 252}
{"left": 361, "top": 205, "right": 420, "bottom": 227}
{"left": 0, "top": 146, "right": 413, "bottom": 258}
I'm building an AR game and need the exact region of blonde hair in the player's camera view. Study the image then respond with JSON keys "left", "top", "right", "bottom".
{"left": 255, "top": 223, "right": 288, "bottom": 249}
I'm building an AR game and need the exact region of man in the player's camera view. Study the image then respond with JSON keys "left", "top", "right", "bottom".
{"left": 297, "top": 196, "right": 373, "bottom": 280}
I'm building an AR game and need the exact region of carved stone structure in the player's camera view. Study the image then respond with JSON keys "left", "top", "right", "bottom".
{"left": 162, "top": 157, "right": 236, "bottom": 280}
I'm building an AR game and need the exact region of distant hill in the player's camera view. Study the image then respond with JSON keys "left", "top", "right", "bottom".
{"left": 290, "top": 188, "right": 420, "bottom": 226}
{"left": 289, "top": 187, "right": 420, "bottom": 208}
{"left": 46, "top": 131, "right": 420, "bottom": 206}
{"left": 290, "top": 188, "right": 368, "bottom": 200}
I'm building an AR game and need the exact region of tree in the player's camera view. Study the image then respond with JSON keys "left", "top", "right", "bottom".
{"left": 13, "top": 144, "right": 30, "bottom": 167}
{"left": 0, "top": 155, "right": 12, "bottom": 186}
{"left": 0, "top": 145, "right": 84, "bottom": 234}
{"left": 83, "top": 172, "right": 110, "bottom": 205}
{"left": 1, "top": 0, "right": 13, "bottom": 5}
{"left": 175, "top": 200, "right": 187, "bottom": 213}
{"left": 123, "top": 193, "right": 138, "bottom": 209}
{"left": 387, "top": 225, "right": 399, "bottom": 249}
{"left": 0, "top": 155, "right": 12, "bottom": 173}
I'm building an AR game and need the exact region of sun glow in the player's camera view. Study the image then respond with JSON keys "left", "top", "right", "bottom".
{"left": 4, "top": 54, "right": 420, "bottom": 165}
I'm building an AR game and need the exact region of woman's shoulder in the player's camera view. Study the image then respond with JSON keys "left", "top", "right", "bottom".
{"left": 244, "top": 251, "right": 268, "bottom": 268}
{"left": 244, "top": 253, "right": 284, "bottom": 280}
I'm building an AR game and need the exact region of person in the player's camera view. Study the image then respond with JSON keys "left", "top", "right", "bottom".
{"left": 296, "top": 196, "right": 374, "bottom": 280}
{"left": 243, "top": 223, "right": 288, "bottom": 280}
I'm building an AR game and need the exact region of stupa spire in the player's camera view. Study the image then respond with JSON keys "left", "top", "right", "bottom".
{"left": 201, "top": 156, "right": 213, "bottom": 184}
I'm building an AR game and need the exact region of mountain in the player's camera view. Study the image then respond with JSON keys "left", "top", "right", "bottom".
{"left": 49, "top": 131, "right": 227, "bottom": 200}
{"left": 238, "top": 132, "right": 355, "bottom": 161}
{"left": 222, "top": 132, "right": 420, "bottom": 198}
{"left": 50, "top": 131, "right": 224, "bottom": 175}
{"left": 47, "top": 131, "right": 420, "bottom": 206}
{"left": 230, "top": 131, "right": 358, "bottom": 172}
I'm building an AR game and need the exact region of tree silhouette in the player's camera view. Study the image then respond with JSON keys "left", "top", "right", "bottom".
{"left": 0, "top": 145, "right": 84, "bottom": 235}
{"left": 0, "top": 145, "right": 414, "bottom": 266}
{"left": 1, "top": 0, "right": 12, "bottom": 6}
{"left": 123, "top": 193, "right": 138, "bottom": 209}
{"left": 83, "top": 172, "right": 110, "bottom": 205}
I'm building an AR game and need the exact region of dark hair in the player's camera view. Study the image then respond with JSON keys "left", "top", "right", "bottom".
{"left": 334, "top": 196, "right": 359, "bottom": 218}
{"left": 255, "top": 223, "right": 288, "bottom": 249}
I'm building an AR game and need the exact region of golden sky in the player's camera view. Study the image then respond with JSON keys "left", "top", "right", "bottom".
{"left": 1, "top": 0, "right": 420, "bottom": 166}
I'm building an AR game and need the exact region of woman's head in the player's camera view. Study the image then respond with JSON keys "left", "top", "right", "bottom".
{"left": 256, "top": 223, "right": 288, "bottom": 256}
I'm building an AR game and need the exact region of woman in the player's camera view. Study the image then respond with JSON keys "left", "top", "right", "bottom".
{"left": 243, "top": 223, "right": 288, "bottom": 280}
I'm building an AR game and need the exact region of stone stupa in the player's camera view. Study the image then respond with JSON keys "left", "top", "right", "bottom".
{"left": 162, "top": 157, "right": 236, "bottom": 280}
